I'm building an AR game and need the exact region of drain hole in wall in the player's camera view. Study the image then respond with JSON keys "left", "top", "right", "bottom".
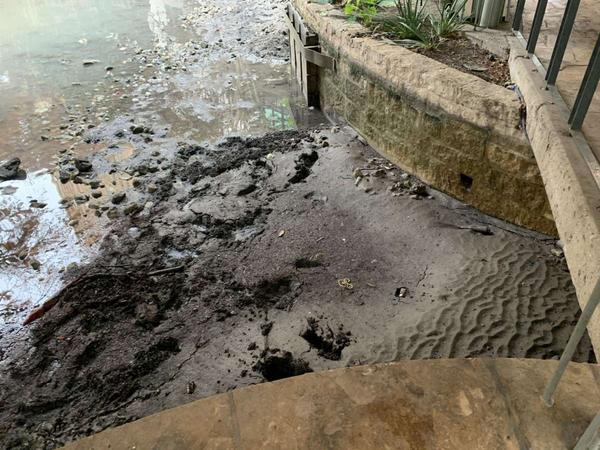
{"left": 460, "top": 174, "right": 473, "bottom": 191}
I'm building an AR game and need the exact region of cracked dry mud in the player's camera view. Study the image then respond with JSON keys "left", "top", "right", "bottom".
{"left": 0, "top": 126, "right": 593, "bottom": 449}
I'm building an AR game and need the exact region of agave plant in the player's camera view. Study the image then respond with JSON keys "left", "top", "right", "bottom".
{"left": 393, "top": 0, "right": 429, "bottom": 40}
{"left": 430, "top": 0, "right": 468, "bottom": 38}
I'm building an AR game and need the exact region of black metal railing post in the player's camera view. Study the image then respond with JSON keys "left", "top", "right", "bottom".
{"left": 512, "top": 0, "right": 527, "bottom": 31}
{"left": 526, "top": 0, "right": 548, "bottom": 54}
{"left": 569, "top": 34, "right": 600, "bottom": 130}
{"left": 545, "top": 0, "right": 581, "bottom": 85}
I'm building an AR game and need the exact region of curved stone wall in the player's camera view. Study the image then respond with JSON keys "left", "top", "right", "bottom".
{"left": 292, "top": 0, "right": 555, "bottom": 235}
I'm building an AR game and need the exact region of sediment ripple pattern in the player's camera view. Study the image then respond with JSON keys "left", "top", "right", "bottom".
{"left": 371, "top": 238, "right": 593, "bottom": 363}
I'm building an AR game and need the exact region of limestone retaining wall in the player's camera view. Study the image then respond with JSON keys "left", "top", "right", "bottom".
{"left": 292, "top": 0, "right": 555, "bottom": 235}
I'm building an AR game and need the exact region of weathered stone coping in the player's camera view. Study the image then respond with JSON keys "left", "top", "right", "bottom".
{"left": 510, "top": 43, "right": 600, "bottom": 355}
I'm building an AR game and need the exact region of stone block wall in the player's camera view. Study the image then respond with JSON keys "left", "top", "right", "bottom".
{"left": 293, "top": 0, "right": 556, "bottom": 235}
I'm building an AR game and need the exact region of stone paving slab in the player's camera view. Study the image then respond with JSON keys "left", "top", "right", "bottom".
{"left": 63, "top": 358, "right": 600, "bottom": 449}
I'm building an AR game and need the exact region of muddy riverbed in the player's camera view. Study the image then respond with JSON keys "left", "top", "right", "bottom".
{"left": 0, "top": 123, "right": 594, "bottom": 448}
{"left": 0, "top": 0, "right": 594, "bottom": 449}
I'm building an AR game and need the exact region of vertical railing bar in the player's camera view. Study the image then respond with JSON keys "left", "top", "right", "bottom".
{"left": 542, "top": 278, "right": 600, "bottom": 406}
{"left": 569, "top": 34, "right": 600, "bottom": 130}
{"left": 573, "top": 411, "right": 600, "bottom": 450}
{"left": 546, "top": 0, "right": 581, "bottom": 85}
{"left": 527, "top": 0, "right": 548, "bottom": 54}
{"left": 512, "top": 0, "right": 527, "bottom": 31}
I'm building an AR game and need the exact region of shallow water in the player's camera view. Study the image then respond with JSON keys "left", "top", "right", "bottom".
{"left": 0, "top": 0, "right": 314, "bottom": 327}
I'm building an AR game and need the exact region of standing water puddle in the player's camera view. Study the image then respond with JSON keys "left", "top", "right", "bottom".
{"left": 0, "top": 0, "right": 320, "bottom": 330}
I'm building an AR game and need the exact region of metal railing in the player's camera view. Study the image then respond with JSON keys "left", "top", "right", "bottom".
{"left": 542, "top": 279, "right": 600, "bottom": 449}
{"left": 512, "top": 0, "right": 600, "bottom": 131}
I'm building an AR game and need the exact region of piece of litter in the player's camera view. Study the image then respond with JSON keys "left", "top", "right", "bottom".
{"left": 337, "top": 278, "right": 353, "bottom": 290}
{"left": 463, "top": 63, "right": 487, "bottom": 72}
{"left": 395, "top": 287, "right": 408, "bottom": 298}
{"left": 278, "top": 230, "right": 285, "bottom": 237}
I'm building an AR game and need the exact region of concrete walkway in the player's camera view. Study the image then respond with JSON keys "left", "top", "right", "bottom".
{"left": 63, "top": 358, "right": 600, "bottom": 449}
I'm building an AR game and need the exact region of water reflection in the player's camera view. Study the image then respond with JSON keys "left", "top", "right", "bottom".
{"left": 148, "top": 0, "right": 170, "bottom": 47}
{"left": 166, "top": 60, "right": 297, "bottom": 139}
{"left": 0, "top": 0, "right": 319, "bottom": 330}
{"left": 0, "top": 172, "right": 87, "bottom": 325}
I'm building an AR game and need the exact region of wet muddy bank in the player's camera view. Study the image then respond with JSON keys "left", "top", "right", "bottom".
{"left": 0, "top": 125, "right": 592, "bottom": 449}
{"left": 0, "top": 0, "right": 325, "bottom": 332}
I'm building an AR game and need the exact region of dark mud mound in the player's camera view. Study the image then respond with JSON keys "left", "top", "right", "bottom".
{"left": 177, "top": 129, "right": 312, "bottom": 183}
{"left": 0, "top": 128, "right": 329, "bottom": 449}
{"left": 1, "top": 271, "right": 185, "bottom": 448}
{"left": 289, "top": 150, "right": 319, "bottom": 183}
{"left": 253, "top": 348, "right": 313, "bottom": 381}
{"left": 300, "top": 317, "right": 352, "bottom": 361}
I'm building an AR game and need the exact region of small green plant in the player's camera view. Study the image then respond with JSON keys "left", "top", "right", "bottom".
{"left": 394, "top": 0, "right": 428, "bottom": 40}
{"left": 430, "top": 0, "right": 468, "bottom": 38}
{"left": 384, "top": 0, "right": 467, "bottom": 49}
{"left": 344, "top": 0, "right": 381, "bottom": 26}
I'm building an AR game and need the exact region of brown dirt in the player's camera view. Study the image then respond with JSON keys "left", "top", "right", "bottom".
{"left": 0, "top": 126, "right": 592, "bottom": 449}
{"left": 419, "top": 36, "right": 511, "bottom": 86}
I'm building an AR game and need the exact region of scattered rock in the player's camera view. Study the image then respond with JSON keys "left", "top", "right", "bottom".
{"left": 74, "top": 194, "right": 89, "bottom": 204}
{"left": 247, "top": 342, "right": 258, "bottom": 351}
{"left": 124, "top": 203, "right": 144, "bottom": 216}
{"left": 83, "top": 59, "right": 100, "bottom": 66}
{"left": 260, "top": 321, "right": 274, "bottom": 336}
{"left": 253, "top": 348, "right": 312, "bottom": 381}
{"left": 289, "top": 151, "right": 318, "bottom": 183}
{"left": 111, "top": 192, "right": 126, "bottom": 204}
{"left": 0, "top": 158, "right": 26, "bottom": 182}
{"left": 299, "top": 317, "right": 351, "bottom": 361}
{"left": 74, "top": 158, "right": 93, "bottom": 172}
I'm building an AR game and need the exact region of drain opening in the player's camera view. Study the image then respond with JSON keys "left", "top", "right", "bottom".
{"left": 460, "top": 174, "right": 473, "bottom": 191}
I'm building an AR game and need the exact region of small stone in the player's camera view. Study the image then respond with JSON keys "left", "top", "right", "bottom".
{"left": 107, "top": 208, "right": 119, "bottom": 219}
{"left": 124, "top": 203, "right": 143, "bottom": 215}
{"left": 111, "top": 192, "right": 126, "bottom": 204}
{"left": 147, "top": 184, "right": 158, "bottom": 193}
{"left": 74, "top": 158, "right": 93, "bottom": 172}
{"left": 0, "top": 158, "right": 26, "bottom": 181}
{"left": 91, "top": 190, "right": 102, "bottom": 198}
{"left": 30, "top": 259, "right": 41, "bottom": 271}
{"left": 74, "top": 194, "right": 89, "bottom": 204}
